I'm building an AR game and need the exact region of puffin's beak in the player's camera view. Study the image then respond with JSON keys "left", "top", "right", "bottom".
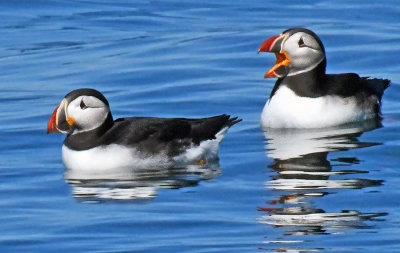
{"left": 47, "top": 104, "right": 61, "bottom": 133}
{"left": 258, "top": 34, "right": 290, "bottom": 78}
{"left": 47, "top": 99, "right": 75, "bottom": 134}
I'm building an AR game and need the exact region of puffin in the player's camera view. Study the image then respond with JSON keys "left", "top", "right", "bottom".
{"left": 47, "top": 88, "right": 241, "bottom": 172}
{"left": 258, "top": 28, "right": 390, "bottom": 128}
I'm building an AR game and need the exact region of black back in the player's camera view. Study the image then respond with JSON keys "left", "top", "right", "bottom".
{"left": 269, "top": 57, "right": 390, "bottom": 105}
{"left": 64, "top": 114, "right": 241, "bottom": 155}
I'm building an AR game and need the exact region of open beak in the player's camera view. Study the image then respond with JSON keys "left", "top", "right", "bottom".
{"left": 258, "top": 34, "right": 290, "bottom": 78}
{"left": 47, "top": 99, "right": 75, "bottom": 134}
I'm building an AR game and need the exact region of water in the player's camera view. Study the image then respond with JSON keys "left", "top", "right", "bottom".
{"left": 1, "top": 0, "right": 400, "bottom": 252}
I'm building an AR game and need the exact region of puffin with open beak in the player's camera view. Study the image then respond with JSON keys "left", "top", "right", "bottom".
{"left": 258, "top": 28, "right": 390, "bottom": 129}
{"left": 47, "top": 88, "right": 241, "bottom": 173}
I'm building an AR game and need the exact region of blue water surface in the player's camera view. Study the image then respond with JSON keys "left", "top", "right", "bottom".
{"left": 1, "top": 0, "right": 400, "bottom": 252}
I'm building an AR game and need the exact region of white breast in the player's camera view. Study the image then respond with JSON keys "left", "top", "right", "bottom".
{"left": 61, "top": 127, "right": 228, "bottom": 174}
{"left": 261, "top": 86, "right": 377, "bottom": 128}
{"left": 62, "top": 144, "right": 171, "bottom": 174}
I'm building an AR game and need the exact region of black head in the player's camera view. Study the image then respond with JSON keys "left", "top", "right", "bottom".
{"left": 47, "top": 88, "right": 112, "bottom": 135}
{"left": 259, "top": 27, "right": 326, "bottom": 78}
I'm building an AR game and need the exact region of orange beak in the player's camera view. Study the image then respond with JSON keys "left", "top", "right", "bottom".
{"left": 47, "top": 99, "right": 75, "bottom": 134}
{"left": 258, "top": 34, "right": 290, "bottom": 78}
{"left": 47, "top": 104, "right": 61, "bottom": 134}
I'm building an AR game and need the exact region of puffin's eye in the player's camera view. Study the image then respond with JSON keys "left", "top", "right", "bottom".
{"left": 80, "top": 99, "right": 88, "bottom": 110}
{"left": 298, "top": 37, "right": 305, "bottom": 47}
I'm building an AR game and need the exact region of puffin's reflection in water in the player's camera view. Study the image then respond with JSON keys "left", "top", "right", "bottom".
{"left": 64, "top": 162, "right": 221, "bottom": 201}
{"left": 259, "top": 120, "right": 387, "bottom": 250}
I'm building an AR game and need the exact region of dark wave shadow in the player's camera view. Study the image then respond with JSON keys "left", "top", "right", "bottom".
{"left": 258, "top": 120, "right": 387, "bottom": 250}
{"left": 63, "top": 161, "right": 221, "bottom": 202}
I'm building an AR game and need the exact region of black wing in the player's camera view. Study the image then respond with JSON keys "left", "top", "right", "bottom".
{"left": 107, "top": 115, "right": 241, "bottom": 155}
{"left": 324, "top": 73, "right": 390, "bottom": 100}
{"left": 107, "top": 117, "right": 190, "bottom": 144}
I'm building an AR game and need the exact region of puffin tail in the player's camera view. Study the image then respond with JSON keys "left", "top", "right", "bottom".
{"left": 380, "top": 78, "right": 391, "bottom": 90}
{"left": 225, "top": 115, "right": 242, "bottom": 128}
{"left": 214, "top": 115, "right": 242, "bottom": 142}
{"left": 361, "top": 77, "right": 390, "bottom": 100}
{"left": 190, "top": 114, "right": 241, "bottom": 144}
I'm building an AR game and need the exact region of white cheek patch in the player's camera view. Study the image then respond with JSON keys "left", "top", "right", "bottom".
{"left": 67, "top": 96, "right": 110, "bottom": 134}
{"left": 287, "top": 49, "right": 324, "bottom": 76}
{"left": 283, "top": 32, "right": 325, "bottom": 76}
{"left": 74, "top": 108, "right": 109, "bottom": 132}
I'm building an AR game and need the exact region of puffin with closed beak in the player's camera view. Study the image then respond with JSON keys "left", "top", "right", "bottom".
{"left": 258, "top": 28, "right": 390, "bottom": 128}
{"left": 47, "top": 88, "right": 241, "bottom": 172}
